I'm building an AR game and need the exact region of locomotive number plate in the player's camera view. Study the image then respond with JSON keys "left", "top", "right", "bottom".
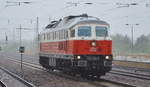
{"left": 78, "top": 60, "right": 87, "bottom": 67}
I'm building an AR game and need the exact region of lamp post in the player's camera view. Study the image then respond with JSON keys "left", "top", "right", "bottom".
{"left": 125, "top": 24, "right": 139, "bottom": 54}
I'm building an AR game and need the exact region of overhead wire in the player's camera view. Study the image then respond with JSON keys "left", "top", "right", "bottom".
{"left": 99, "top": 0, "right": 150, "bottom": 24}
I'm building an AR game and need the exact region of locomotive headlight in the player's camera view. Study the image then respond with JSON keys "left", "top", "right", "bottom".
{"left": 91, "top": 42, "right": 96, "bottom": 46}
{"left": 105, "top": 56, "right": 109, "bottom": 60}
{"left": 77, "top": 56, "right": 81, "bottom": 59}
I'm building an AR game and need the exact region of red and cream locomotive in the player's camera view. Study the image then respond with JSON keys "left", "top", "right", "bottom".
{"left": 39, "top": 14, "right": 113, "bottom": 77}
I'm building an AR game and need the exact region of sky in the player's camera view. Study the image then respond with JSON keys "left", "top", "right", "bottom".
{"left": 0, "top": 0, "right": 150, "bottom": 41}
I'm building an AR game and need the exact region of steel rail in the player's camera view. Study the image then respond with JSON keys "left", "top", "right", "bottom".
{"left": 113, "top": 69, "right": 150, "bottom": 77}
{"left": 0, "top": 81, "right": 6, "bottom": 87}
{"left": 0, "top": 66, "right": 35, "bottom": 87}
{"left": 97, "top": 79, "right": 136, "bottom": 87}
{"left": 110, "top": 69, "right": 150, "bottom": 80}
{"left": 113, "top": 64, "right": 150, "bottom": 72}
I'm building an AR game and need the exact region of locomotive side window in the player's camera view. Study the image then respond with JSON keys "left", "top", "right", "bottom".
{"left": 95, "top": 26, "right": 108, "bottom": 37}
{"left": 53, "top": 32, "right": 55, "bottom": 40}
{"left": 70, "top": 29, "right": 75, "bottom": 37}
{"left": 46, "top": 33, "right": 49, "bottom": 40}
{"left": 54, "top": 31, "right": 57, "bottom": 40}
{"left": 66, "top": 30, "right": 68, "bottom": 39}
{"left": 44, "top": 33, "right": 46, "bottom": 40}
{"left": 61, "top": 30, "right": 63, "bottom": 39}
{"left": 64, "top": 30, "right": 66, "bottom": 39}
{"left": 63, "top": 30, "right": 64, "bottom": 39}
{"left": 40, "top": 34, "right": 43, "bottom": 41}
{"left": 56, "top": 31, "right": 58, "bottom": 40}
{"left": 48, "top": 33, "right": 50, "bottom": 40}
{"left": 78, "top": 26, "right": 91, "bottom": 37}
{"left": 59, "top": 30, "right": 61, "bottom": 40}
{"left": 50, "top": 32, "right": 51, "bottom": 40}
{"left": 65, "top": 30, "right": 68, "bottom": 39}
{"left": 63, "top": 30, "right": 65, "bottom": 39}
{"left": 49, "top": 32, "right": 51, "bottom": 40}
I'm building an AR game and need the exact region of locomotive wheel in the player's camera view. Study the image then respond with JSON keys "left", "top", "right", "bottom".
{"left": 48, "top": 67, "right": 54, "bottom": 71}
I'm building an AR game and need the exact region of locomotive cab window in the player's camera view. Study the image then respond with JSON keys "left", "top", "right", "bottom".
{"left": 70, "top": 29, "right": 75, "bottom": 37}
{"left": 95, "top": 26, "right": 108, "bottom": 37}
{"left": 78, "top": 26, "right": 91, "bottom": 37}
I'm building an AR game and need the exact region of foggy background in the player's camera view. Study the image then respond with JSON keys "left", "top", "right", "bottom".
{"left": 0, "top": 0, "right": 150, "bottom": 55}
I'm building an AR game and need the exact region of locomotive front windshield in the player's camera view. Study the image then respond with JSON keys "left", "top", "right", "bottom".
{"left": 95, "top": 26, "right": 108, "bottom": 37}
{"left": 78, "top": 26, "right": 91, "bottom": 37}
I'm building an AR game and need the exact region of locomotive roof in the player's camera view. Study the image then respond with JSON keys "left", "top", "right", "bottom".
{"left": 43, "top": 14, "right": 109, "bottom": 33}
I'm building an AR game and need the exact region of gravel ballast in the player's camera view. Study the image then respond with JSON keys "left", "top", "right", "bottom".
{"left": 0, "top": 55, "right": 98, "bottom": 87}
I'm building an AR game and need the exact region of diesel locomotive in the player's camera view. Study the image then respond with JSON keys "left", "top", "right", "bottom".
{"left": 39, "top": 14, "right": 113, "bottom": 77}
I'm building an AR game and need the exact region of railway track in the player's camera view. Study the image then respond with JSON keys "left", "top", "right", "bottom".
{"left": 110, "top": 69, "right": 150, "bottom": 80}
{"left": 6, "top": 57, "right": 136, "bottom": 87}
{"left": 0, "top": 66, "right": 35, "bottom": 87}
{"left": 114, "top": 65, "right": 150, "bottom": 72}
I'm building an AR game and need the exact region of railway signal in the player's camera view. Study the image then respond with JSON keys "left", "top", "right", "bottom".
{"left": 19, "top": 46, "right": 25, "bottom": 53}
{"left": 16, "top": 24, "right": 31, "bottom": 77}
{"left": 19, "top": 46, "right": 25, "bottom": 77}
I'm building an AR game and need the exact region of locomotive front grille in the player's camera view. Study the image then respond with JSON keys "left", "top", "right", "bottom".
{"left": 87, "top": 60, "right": 103, "bottom": 70}
{"left": 73, "top": 55, "right": 104, "bottom": 67}
{"left": 86, "top": 56, "right": 100, "bottom": 61}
